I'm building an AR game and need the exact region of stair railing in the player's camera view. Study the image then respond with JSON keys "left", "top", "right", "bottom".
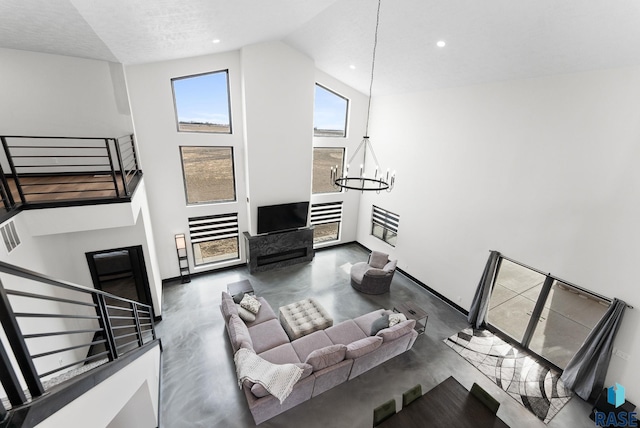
{"left": 0, "top": 261, "right": 155, "bottom": 412}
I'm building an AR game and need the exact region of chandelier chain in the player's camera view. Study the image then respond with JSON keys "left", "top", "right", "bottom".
{"left": 364, "top": 0, "right": 382, "bottom": 137}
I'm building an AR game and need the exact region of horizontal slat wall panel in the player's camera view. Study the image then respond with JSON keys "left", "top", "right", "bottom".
{"left": 372, "top": 205, "right": 399, "bottom": 233}
{"left": 310, "top": 202, "right": 343, "bottom": 225}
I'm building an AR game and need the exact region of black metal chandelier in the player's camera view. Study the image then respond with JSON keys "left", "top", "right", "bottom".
{"left": 331, "top": 0, "right": 395, "bottom": 193}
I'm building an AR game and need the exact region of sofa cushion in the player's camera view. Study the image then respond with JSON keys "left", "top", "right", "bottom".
{"left": 291, "top": 330, "right": 333, "bottom": 362}
{"left": 244, "top": 297, "right": 277, "bottom": 327}
{"left": 250, "top": 363, "right": 313, "bottom": 398}
{"left": 369, "top": 251, "right": 389, "bottom": 269}
{"left": 240, "top": 294, "right": 261, "bottom": 314}
{"left": 346, "top": 336, "right": 383, "bottom": 359}
{"left": 221, "top": 292, "right": 238, "bottom": 322}
{"left": 236, "top": 304, "right": 257, "bottom": 323}
{"left": 383, "top": 259, "right": 397, "bottom": 273}
{"left": 325, "top": 320, "right": 367, "bottom": 345}
{"left": 228, "top": 314, "right": 252, "bottom": 351}
{"left": 232, "top": 293, "right": 245, "bottom": 304}
{"left": 388, "top": 312, "right": 407, "bottom": 327}
{"left": 365, "top": 268, "right": 387, "bottom": 277}
{"left": 304, "top": 344, "right": 347, "bottom": 371}
{"left": 350, "top": 262, "right": 370, "bottom": 284}
{"left": 376, "top": 319, "right": 416, "bottom": 342}
{"left": 248, "top": 319, "right": 290, "bottom": 354}
{"left": 258, "top": 343, "right": 301, "bottom": 365}
{"left": 370, "top": 314, "right": 390, "bottom": 336}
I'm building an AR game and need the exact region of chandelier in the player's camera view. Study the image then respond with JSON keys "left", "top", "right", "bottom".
{"left": 331, "top": 0, "right": 395, "bottom": 193}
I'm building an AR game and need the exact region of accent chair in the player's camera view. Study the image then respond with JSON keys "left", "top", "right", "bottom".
{"left": 350, "top": 251, "right": 397, "bottom": 295}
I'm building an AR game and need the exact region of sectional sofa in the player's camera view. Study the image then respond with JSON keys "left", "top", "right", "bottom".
{"left": 220, "top": 292, "right": 418, "bottom": 424}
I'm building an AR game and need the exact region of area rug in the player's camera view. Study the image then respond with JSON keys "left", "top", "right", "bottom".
{"left": 444, "top": 328, "right": 572, "bottom": 424}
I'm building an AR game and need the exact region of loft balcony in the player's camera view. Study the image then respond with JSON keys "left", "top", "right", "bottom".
{"left": 0, "top": 134, "right": 141, "bottom": 219}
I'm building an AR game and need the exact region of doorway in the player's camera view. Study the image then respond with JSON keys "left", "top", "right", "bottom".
{"left": 86, "top": 245, "right": 152, "bottom": 308}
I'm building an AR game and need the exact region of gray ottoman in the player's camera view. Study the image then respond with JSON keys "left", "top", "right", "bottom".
{"left": 279, "top": 298, "right": 333, "bottom": 340}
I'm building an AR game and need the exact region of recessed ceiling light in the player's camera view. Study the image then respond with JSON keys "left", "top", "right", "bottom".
{"left": 349, "top": 64, "right": 356, "bottom": 70}
{"left": 436, "top": 40, "right": 446, "bottom": 48}
{"left": 212, "top": 39, "right": 221, "bottom": 44}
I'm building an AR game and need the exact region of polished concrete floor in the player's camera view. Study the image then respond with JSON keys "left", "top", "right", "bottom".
{"left": 156, "top": 243, "right": 595, "bottom": 428}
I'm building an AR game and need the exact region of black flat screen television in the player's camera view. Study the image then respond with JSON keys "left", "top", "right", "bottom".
{"left": 257, "top": 202, "right": 309, "bottom": 234}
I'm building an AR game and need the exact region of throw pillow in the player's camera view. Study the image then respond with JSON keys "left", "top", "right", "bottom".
{"left": 240, "top": 294, "right": 261, "bottom": 314}
{"left": 232, "top": 293, "right": 245, "bottom": 304}
{"left": 228, "top": 314, "right": 253, "bottom": 351}
{"left": 370, "top": 314, "right": 390, "bottom": 336}
{"left": 304, "top": 344, "right": 347, "bottom": 371}
{"left": 376, "top": 319, "right": 416, "bottom": 342}
{"left": 388, "top": 312, "right": 407, "bottom": 327}
{"left": 220, "top": 295, "right": 239, "bottom": 322}
{"left": 346, "top": 336, "right": 383, "bottom": 359}
{"left": 369, "top": 251, "right": 389, "bottom": 269}
{"left": 236, "top": 304, "right": 256, "bottom": 323}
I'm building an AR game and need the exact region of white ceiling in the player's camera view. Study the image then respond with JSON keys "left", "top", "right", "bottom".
{"left": 2, "top": 0, "right": 640, "bottom": 95}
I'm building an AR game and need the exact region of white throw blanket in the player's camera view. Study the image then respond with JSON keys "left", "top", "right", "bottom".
{"left": 234, "top": 348, "right": 303, "bottom": 404}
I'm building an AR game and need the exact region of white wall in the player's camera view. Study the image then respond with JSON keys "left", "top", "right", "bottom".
{"left": 358, "top": 66, "right": 640, "bottom": 401}
{"left": 311, "top": 70, "right": 367, "bottom": 247}
{"left": 0, "top": 48, "right": 133, "bottom": 137}
{"left": 241, "top": 42, "right": 315, "bottom": 235}
{"left": 35, "top": 344, "right": 160, "bottom": 428}
{"left": 125, "top": 51, "right": 248, "bottom": 278}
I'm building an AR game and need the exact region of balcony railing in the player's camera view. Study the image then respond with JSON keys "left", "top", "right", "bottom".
{"left": 0, "top": 134, "right": 141, "bottom": 212}
{"left": 0, "top": 261, "right": 156, "bottom": 415}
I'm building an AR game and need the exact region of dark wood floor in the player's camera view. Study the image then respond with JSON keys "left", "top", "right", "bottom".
{"left": 5, "top": 173, "right": 131, "bottom": 204}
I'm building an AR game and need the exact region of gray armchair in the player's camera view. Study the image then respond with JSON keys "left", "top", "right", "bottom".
{"left": 350, "top": 251, "right": 397, "bottom": 294}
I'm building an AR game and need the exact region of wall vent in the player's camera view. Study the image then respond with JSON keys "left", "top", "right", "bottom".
{"left": 1, "top": 220, "right": 21, "bottom": 253}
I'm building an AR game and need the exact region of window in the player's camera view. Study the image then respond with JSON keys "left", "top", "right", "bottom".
{"left": 312, "top": 147, "right": 345, "bottom": 194}
{"left": 172, "top": 70, "right": 231, "bottom": 133}
{"left": 188, "top": 213, "right": 239, "bottom": 265}
{"left": 314, "top": 84, "right": 348, "bottom": 137}
{"left": 371, "top": 206, "right": 399, "bottom": 247}
{"left": 487, "top": 257, "right": 610, "bottom": 369}
{"left": 180, "top": 146, "right": 236, "bottom": 205}
{"left": 310, "top": 202, "right": 343, "bottom": 244}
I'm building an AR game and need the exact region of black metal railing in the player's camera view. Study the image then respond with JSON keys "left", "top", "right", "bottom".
{"left": 0, "top": 261, "right": 155, "bottom": 413}
{"left": 0, "top": 134, "right": 141, "bottom": 211}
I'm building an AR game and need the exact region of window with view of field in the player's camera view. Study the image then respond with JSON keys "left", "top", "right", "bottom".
{"left": 189, "top": 213, "right": 239, "bottom": 265}
{"left": 372, "top": 205, "right": 399, "bottom": 247}
{"left": 172, "top": 70, "right": 231, "bottom": 133}
{"left": 314, "top": 84, "right": 348, "bottom": 137}
{"left": 310, "top": 202, "right": 342, "bottom": 244}
{"left": 312, "top": 147, "right": 345, "bottom": 194}
{"left": 180, "top": 146, "right": 236, "bottom": 204}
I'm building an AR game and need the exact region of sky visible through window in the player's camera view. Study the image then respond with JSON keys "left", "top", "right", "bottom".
{"left": 173, "top": 71, "right": 230, "bottom": 131}
{"left": 314, "top": 84, "right": 348, "bottom": 137}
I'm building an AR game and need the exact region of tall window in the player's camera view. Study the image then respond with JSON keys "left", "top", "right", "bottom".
{"left": 310, "top": 202, "right": 343, "bottom": 244}
{"left": 180, "top": 146, "right": 236, "bottom": 205}
{"left": 487, "top": 257, "right": 610, "bottom": 369}
{"left": 172, "top": 70, "right": 231, "bottom": 133}
{"left": 312, "top": 147, "right": 344, "bottom": 194}
{"left": 188, "top": 213, "right": 239, "bottom": 265}
{"left": 314, "top": 84, "right": 348, "bottom": 137}
{"left": 371, "top": 205, "right": 399, "bottom": 247}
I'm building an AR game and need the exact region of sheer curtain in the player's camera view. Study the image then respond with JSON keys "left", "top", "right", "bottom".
{"left": 467, "top": 251, "right": 500, "bottom": 329}
{"left": 560, "top": 298, "right": 627, "bottom": 401}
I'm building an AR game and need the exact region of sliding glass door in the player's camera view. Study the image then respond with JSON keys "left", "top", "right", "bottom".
{"left": 487, "top": 258, "right": 610, "bottom": 369}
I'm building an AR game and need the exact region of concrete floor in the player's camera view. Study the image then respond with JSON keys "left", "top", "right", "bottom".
{"left": 156, "top": 243, "right": 596, "bottom": 428}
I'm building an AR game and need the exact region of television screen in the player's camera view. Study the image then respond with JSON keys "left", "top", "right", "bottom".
{"left": 257, "top": 202, "right": 309, "bottom": 234}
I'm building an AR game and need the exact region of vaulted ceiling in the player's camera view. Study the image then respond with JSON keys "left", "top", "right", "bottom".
{"left": 2, "top": 0, "right": 640, "bottom": 95}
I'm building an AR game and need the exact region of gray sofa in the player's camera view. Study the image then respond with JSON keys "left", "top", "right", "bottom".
{"left": 220, "top": 292, "right": 418, "bottom": 424}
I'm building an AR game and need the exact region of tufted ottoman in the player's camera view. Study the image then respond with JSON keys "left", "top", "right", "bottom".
{"left": 278, "top": 298, "right": 333, "bottom": 340}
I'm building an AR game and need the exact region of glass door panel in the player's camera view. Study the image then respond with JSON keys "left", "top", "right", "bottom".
{"left": 487, "top": 259, "right": 546, "bottom": 342}
{"left": 528, "top": 281, "right": 610, "bottom": 368}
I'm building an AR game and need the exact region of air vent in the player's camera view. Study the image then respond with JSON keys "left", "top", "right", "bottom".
{"left": 1, "top": 220, "right": 21, "bottom": 253}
